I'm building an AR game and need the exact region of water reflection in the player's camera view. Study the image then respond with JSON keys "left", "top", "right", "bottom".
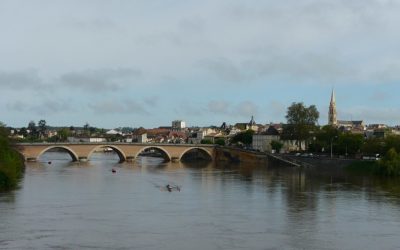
{"left": 1, "top": 152, "right": 400, "bottom": 249}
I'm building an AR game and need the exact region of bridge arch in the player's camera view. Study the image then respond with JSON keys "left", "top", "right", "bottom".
{"left": 37, "top": 146, "right": 79, "bottom": 162}
{"left": 179, "top": 147, "right": 213, "bottom": 161}
{"left": 135, "top": 146, "right": 171, "bottom": 162}
{"left": 87, "top": 145, "right": 127, "bottom": 163}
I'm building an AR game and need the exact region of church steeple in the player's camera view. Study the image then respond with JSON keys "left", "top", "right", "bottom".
{"left": 328, "top": 89, "right": 337, "bottom": 126}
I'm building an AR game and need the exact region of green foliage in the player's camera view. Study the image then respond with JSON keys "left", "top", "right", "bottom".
{"left": 38, "top": 119, "right": 47, "bottom": 137}
{"left": 383, "top": 135, "right": 400, "bottom": 153}
{"left": 0, "top": 123, "right": 24, "bottom": 191}
{"left": 336, "top": 133, "right": 363, "bottom": 155}
{"left": 270, "top": 140, "right": 283, "bottom": 152}
{"left": 27, "top": 120, "right": 38, "bottom": 140}
{"left": 58, "top": 128, "right": 70, "bottom": 142}
{"left": 377, "top": 148, "right": 400, "bottom": 176}
{"left": 200, "top": 139, "right": 213, "bottom": 144}
{"left": 231, "top": 130, "right": 254, "bottom": 146}
{"left": 360, "top": 136, "right": 400, "bottom": 157}
{"left": 361, "top": 138, "right": 385, "bottom": 156}
{"left": 285, "top": 102, "right": 319, "bottom": 149}
{"left": 307, "top": 125, "right": 339, "bottom": 153}
{"left": 214, "top": 138, "right": 226, "bottom": 146}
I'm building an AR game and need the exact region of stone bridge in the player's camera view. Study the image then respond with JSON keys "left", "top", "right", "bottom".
{"left": 16, "top": 143, "right": 216, "bottom": 163}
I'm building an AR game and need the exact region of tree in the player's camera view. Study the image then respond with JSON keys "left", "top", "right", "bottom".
{"left": 271, "top": 140, "right": 283, "bottom": 153}
{"left": 27, "top": 121, "right": 37, "bottom": 139}
{"left": 230, "top": 130, "right": 254, "bottom": 146}
{"left": 285, "top": 102, "right": 319, "bottom": 150}
{"left": 83, "top": 123, "right": 90, "bottom": 136}
{"left": 215, "top": 138, "right": 226, "bottom": 146}
{"left": 18, "top": 127, "right": 28, "bottom": 138}
{"left": 200, "top": 139, "right": 213, "bottom": 144}
{"left": 38, "top": 119, "right": 47, "bottom": 138}
{"left": 0, "top": 122, "right": 24, "bottom": 190}
{"left": 336, "top": 133, "right": 363, "bottom": 156}
{"left": 378, "top": 148, "right": 400, "bottom": 176}
{"left": 58, "top": 128, "right": 70, "bottom": 142}
{"left": 384, "top": 135, "right": 400, "bottom": 154}
{"left": 362, "top": 138, "right": 385, "bottom": 156}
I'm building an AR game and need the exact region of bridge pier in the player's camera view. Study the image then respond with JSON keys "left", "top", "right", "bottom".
{"left": 126, "top": 156, "right": 135, "bottom": 162}
{"left": 171, "top": 156, "right": 180, "bottom": 162}
{"left": 78, "top": 157, "right": 88, "bottom": 162}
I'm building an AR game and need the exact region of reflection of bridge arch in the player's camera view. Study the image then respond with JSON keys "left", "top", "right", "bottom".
{"left": 180, "top": 147, "right": 213, "bottom": 161}
{"left": 37, "top": 146, "right": 79, "bottom": 162}
{"left": 135, "top": 146, "right": 171, "bottom": 161}
{"left": 87, "top": 145, "right": 126, "bottom": 163}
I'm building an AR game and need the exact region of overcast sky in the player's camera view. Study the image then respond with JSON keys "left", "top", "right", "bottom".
{"left": 1, "top": 0, "right": 399, "bottom": 128}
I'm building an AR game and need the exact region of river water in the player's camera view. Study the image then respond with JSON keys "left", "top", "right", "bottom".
{"left": 1, "top": 152, "right": 400, "bottom": 249}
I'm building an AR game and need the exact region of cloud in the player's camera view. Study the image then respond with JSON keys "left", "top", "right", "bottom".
{"left": 88, "top": 99, "right": 148, "bottom": 115}
{"left": 143, "top": 96, "right": 159, "bottom": 107}
{"left": 369, "top": 91, "right": 390, "bottom": 102}
{"left": 59, "top": 68, "right": 142, "bottom": 91}
{"left": 66, "top": 18, "right": 118, "bottom": 31}
{"left": 340, "top": 106, "right": 400, "bottom": 125}
{"left": 196, "top": 58, "right": 246, "bottom": 83}
{"left": 206, "top": 100, "right": 258, "bottom": 118}
{"left": 235, "top": 101, "right": 258, "bottom": 118}
{"left": 7, "top": 99, "right": 74, "bottom": 115}
{"left": 207, "top": 100, "right": 230, "bottom": 114}
{"left": 0, "top": 70, "right": 44, "bottom": 90}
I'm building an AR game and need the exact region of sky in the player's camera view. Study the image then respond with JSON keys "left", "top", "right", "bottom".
{"left": 1, "top": 0, "right": 400, "bottom": 128}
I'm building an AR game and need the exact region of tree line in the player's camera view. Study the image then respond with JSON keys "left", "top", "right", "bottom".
{"left": 0, "top": 122, "right": 24, "bottom": 191}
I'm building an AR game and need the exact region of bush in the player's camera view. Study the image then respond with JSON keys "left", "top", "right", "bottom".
{"left": 377, "top": 148, "right": 400, "bottom": 176}
{"left": 270, "top": 140, "right": 283, "bottom": 153}
{"left": 0, "top": 124, "right": 24, "bottom": 191}
{"left": 214, "top": 139, "right": 226, "bottom": 146}
{"left": 200, "top": 139, "right": 213, "bottom": 144}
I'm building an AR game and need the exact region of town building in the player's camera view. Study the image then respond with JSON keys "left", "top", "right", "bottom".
{"left": 252, "top": 126, "right": 281, "bottom": 152}
{"left": 172, "top": 120, "right": 186, "bottom": 131}
{"left": 234, "top": 116, "right": 259, "bottom": 131}
{"left": 337, "top": 120, "right": 366, "bottom": 131}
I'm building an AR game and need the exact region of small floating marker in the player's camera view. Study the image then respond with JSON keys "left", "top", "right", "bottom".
{"left": 112, "top": 169, "right": 116, "bottom": 173}
{"left": 48, "top": 161, "right": 52, "bottom": 164}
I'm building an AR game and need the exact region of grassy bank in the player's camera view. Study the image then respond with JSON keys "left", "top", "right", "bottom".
{"left": 0, "top": 125, "right": 24, "bottom": 191}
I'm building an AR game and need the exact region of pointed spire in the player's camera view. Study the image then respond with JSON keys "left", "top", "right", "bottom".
{"left": 330, "top": 88, "right": 336, "bottom": 105}
{"left": 328, "top": 89, "right": 337, "bottom": 126}
{"left": 249, "top": 115, "right": 256, "bottom": 125}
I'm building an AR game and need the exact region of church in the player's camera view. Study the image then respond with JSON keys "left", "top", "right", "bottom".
{"left": 328, "top": 90, "right": 365, "bottom": 131}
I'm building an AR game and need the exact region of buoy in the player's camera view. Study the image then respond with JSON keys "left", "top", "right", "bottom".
{"left": 48, "top": 161, "right": 52, "bottom": 164}
{"left": 112, "top": 169, "right": 116, "bottom": 173}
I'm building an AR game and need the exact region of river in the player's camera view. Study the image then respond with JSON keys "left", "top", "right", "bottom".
{"left": 1, "top": 152, "right": 400, "bottom": 249}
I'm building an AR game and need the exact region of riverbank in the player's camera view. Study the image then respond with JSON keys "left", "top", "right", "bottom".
{"left": 0, "top": 128, "right": 24, "bottom": 191}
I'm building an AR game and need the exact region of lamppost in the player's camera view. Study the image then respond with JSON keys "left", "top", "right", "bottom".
{"left": 330, "top": 136, "right": 338, "bottom": 159}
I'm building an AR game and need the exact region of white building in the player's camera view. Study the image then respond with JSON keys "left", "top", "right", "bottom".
{"left": 188, "top": 130, "right": 206, "bottom": 144}
{"left": 106, "top": 129, "right": 121, "bottom": 135}
{"left": 137, "top": 133, "right": 148, "bottom": 143}
{"left": 172, "top": 120, "right": 186, "bottom": 130}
